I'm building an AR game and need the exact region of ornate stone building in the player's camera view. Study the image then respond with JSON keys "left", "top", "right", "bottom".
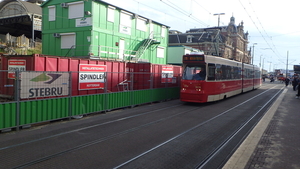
{"left": 169, "top": 16, "right": 251, "bottom": 64}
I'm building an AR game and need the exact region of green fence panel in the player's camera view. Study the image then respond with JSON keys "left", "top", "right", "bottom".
{"left": 0, "top": 103, "right": 17, "bottom": 129}
{"left": 1, "top": 87, "right": 180, "bottom": 130}
{"left": 106, "top": 92, "right": 132, "bottom": 110}
{"left": 131, "top": 90, "right": 153, "bottom": 105}
{"left": 19, "top": 98, "right": 70, "bottom": 125}
{"left": 71, "top": 94, "right": 106, "bottom": 116}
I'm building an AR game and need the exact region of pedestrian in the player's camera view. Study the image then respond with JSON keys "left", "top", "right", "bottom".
{"left": 292, "top": 77, "right": 299, "bottom": 91}
{"left": 296, "top": 81, "right": 300, "bottom": 99}
{"left": 285, "top": 77, "right": 290, "bottom": 87}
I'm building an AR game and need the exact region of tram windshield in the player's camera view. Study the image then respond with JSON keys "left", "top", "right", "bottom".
{"left": 183, "top": 65, "right": 206, "bottom": 80}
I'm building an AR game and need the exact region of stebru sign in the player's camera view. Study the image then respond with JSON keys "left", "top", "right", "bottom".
{"left": 79, "top": 64, "right": 107, "bottom": 90}
{"left": 20, "top": 72, "right": 69, "bottom": 99}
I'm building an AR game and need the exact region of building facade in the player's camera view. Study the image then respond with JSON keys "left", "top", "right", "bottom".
{"left": 169, "top": 16, "right": 251, "bottom": 64}
{"left": 41, "top": 0, "right": 169, "bottom": 64}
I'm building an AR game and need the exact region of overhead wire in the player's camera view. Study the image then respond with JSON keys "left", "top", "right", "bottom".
{"left": 159, "top": 0, "right": 209, "bottom": 27}
{"left": 247, "top": 0, "right": 284, "bottom": 62}
{"left": 239, "top": 0, "right": 285, "bottom": 64}
{"left": 130, "top": 0, "right": 209, "bottom": 30}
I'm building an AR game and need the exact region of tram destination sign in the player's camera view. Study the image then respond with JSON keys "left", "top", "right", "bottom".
{"left": 183, "top": 54, "right": 205, "bottom": 62}
{"left": 20, "top": 72, "right": 69, "bottom": 99}
{"left": 294, "top": 65, "right": 300, "bottom": 74}
{"left": 78, "top": 64, "right": 107, "bottom": 90}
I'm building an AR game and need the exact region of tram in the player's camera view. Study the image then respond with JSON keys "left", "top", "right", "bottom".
{"left": 180, "top": 53, "right": 261, "bottom": 103}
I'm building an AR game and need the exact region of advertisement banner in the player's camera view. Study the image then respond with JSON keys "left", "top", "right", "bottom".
{"left": 79, "top": 64, "right": 107, "bottom": 90}
{"left": 162, "top": 66, "right": 174, "bottom": 83}
{"left": 20, "top": 72, "right": 69, "bottom": 99}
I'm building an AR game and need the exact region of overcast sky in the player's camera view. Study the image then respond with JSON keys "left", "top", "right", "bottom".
{"left": 103, "top": 0, "right": 300, "bottom": 71}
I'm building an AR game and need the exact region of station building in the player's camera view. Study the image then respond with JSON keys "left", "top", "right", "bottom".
{"left": 0, "top": 0, "right": 43, "bottom": 48}
{"left": 169, "top": 17, "right": 251, "bottom": 64}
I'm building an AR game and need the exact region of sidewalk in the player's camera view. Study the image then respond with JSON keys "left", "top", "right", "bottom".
{"left": 223, "top": 85, "right": 300, "bottom": 169}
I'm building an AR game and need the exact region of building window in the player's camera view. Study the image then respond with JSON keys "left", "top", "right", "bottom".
{"left": 157, "top": 47, "right": 165, "bottom": 58}
{"left": 107, "top": 6, "right": 115, "bottom": 22}
{"left": 120, "top": 11, "right": 132, "bottom": 35}
{"left": 186, "top": 35, "right": 193, "bottom": 43}
{"left": 68, "top": 1, "right": 84, "bottom": 19}
{"left": 48, "top": 6, "right": 55, "bottom": 21}
{"left": 61, "top": 33, "right": 76, "bottom": 49}
{"left": 137, "top": 17, "right": 147, "bottom": 32}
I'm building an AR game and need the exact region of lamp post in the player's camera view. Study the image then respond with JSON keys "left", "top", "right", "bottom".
{"left": 213, "top": 13, "right": 225, "bottom": 27}
{"left": 269, "top": 61, "right": 272, "bottom": 72}
{"left": 252, "top": 43, "right": 257, "bottom": 65}
{"left": 213, "top": 13, "right": 225, "bottom": 57}
{"left": 262, "top": 58, "right": 265, "bottom": 73}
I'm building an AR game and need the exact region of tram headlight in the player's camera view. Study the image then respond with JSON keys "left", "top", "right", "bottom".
{"left": 183, "top": 84, "right": 189, "bottom": 87}
{"left": 195, "top": 86, "right": 201, "bottom": 91}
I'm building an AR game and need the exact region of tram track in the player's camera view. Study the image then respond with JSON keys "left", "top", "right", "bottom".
{"left": 12, "top": 106, "right": 204, "bottom": 169}
{"left": 0, "top": 103, "right": 184, "bottom": 151}
{"left": 112, "top": 85, "right": 284, "bottom": 169}
{"left": 195, "top": 86, "right": 284, "bottom": 169}
{"left": 1, "top": 84, "right": 284, "bottom": 169}
{"left": 2, "top": 102, "right": 210, "bottom": 169}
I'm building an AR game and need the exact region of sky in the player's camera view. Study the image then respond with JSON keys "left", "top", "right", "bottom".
{"left": 103, "top": 0, "right": 300, "bottom": 72}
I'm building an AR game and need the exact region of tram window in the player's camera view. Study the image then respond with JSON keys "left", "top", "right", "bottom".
{"left": 221, "top": 65, "right": 227, "bottom": 80}
{"left": 226, "top": 66, "right": 232, "bottom": 79}
{"left": 208, "top": 63, "right": 215, "bottom": 80}
{"left": 246, "top": 69, "right": 251, "bottom": 78}
{"left": 183, "top": 65, "right": 206, "bottom": 80}
{"left": 233, "top": 67, "right": 239, "bottom": 79}
{"left": 245, "top": 69, "right": 248, "bottom": 78}
{"left": 255, "top": 70, "right": 260, "bottom": 78}
{"left": 215, "top": 64, "right": 222, "bottom": 81}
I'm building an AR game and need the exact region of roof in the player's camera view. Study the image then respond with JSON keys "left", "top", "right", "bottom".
{"left": 0, "top": 0, "right": 42, "bottom": 16}
{"left": 169, "top": 32, "right": 224, "bottom": 44}
{"left": 40, "top": 0, "right": 170, "bottom": 28}
{"left": 19, "top": 0, "right": 42, "bottom": 15}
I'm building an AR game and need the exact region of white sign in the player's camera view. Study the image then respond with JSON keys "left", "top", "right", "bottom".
{"left": 8, "top": 59, "right": 26, "bottom": 79}
{"left": 20, "top": 72, "right": 69, "bottom": 99}
{"left": 79, "top": 64, "right": 107, "bottom": 90}
{"left": 162, "top": 66, "right": 174, "bottom": 83}
{"left": 33, "top": 18, "right": 42, "bottom": 31}
{"left": 76, "top": 17, "right": 92, "bottom": 27}
{"left": 119, "top": 25, "right": 131, "bottom": 35}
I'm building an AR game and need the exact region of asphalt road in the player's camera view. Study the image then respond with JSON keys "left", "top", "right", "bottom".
{"left": 0, "top": 82, "right": 284, "bottom": 169}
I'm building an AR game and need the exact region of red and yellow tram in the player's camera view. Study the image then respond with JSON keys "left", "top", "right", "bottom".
{"left": 180, "top": 53, "right": 261, "bottom": 103}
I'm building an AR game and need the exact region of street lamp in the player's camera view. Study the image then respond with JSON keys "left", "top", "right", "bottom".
{"left": 262, "top": 58, "right": 265, "bottom": 72}
{"left": 252, "top": 43, "right": 257, "bottom": 65}
{"left": 259, "top": 55, "right": 263, "bottom": 67}
{"left": 213, "top": 13, "right": 225, "bottom": 27}
{"left": 213, "top": 13, "right": 225, "bottom": 57}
